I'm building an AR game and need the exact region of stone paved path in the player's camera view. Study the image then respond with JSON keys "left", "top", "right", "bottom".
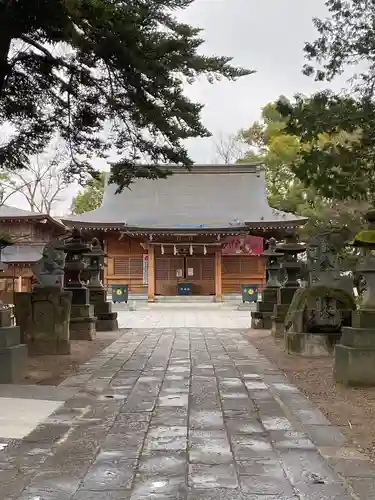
{"left": 116, "top": 305, "right": 252, "bottom": 329}
{"left": 1, "top": 328, "right": 375, "bottom": 500}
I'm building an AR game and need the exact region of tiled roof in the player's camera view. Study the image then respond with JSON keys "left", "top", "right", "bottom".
{"left": 1, "top": 245, "right": 44, "bottom": 263}
{"left": 0, "top": 205, "right": 39, "bottom": 217}
{"left": 0, "top": 205, "right": 67, "bottom": 231}
{"left": 63, "top": 164, "right": 307, "bottom": 229}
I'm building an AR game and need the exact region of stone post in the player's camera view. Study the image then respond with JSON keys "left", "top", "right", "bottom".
{"left": 63, "top": 229, "right": 96, "bottom": 340}
{"left": 335, "top": 209, "right": 375, "bottom": 385}
{"left": 251, "top": 238, "right": 283, "bottom": 329}
{"left": 86, "top": 238, "right": 118, "bottom": 331}
{"left": 271, "top": 233, "right": 305, "bottom": 338}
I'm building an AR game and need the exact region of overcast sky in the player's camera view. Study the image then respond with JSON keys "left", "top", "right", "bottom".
{"left": 180, "top": 0, "right": 347, "bottom": 162}
{"left": 11, "top": 0, "right": 348, "bottom": 214}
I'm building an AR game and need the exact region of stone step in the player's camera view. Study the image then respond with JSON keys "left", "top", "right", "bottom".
{"left": 154, "top": 296, "right": 216, "bottom": 303}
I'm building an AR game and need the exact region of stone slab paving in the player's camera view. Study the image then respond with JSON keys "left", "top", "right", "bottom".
{"left": 0, "top": 328, "right": 374, "bottom": 499}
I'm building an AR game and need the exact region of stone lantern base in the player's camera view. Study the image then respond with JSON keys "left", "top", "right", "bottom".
{"left": 89, "top": 288, "right": 118, "bottom": 331}
{"left": 251, "top": 288, "right": 278, "bottom": 330}
{"left": 272, "top": 287, "right": 298, "bottom": 338}
{"left": 70, "top": 304, "right": 96, "bottom": 341}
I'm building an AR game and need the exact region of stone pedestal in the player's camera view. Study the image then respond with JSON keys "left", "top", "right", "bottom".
{"left": 272, "top": 287, "right": 297, "bottom": 338}
{"left": 287, "top": 332, "right": 335, "bottom": 357}
{"left": 89, "top": 288, "right": 118, "bottom": 331}
{"left": 0, "top": 305, "right": 27, "bottom": 383}
{"left": 251, "top": 287, "right": 278, "bottom": 329}
{"left": 334, "top": 310, "right": 375, "bottom": 386}
{"left": 15, "top": 288, "right": 72, "bottom": 355}
{"left": 70, "top": 289, "right": 96, "bottom": 341}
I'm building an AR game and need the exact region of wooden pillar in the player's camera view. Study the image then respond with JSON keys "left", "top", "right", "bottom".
{"left": 215, "top": 249, "right": 223, "bottom": 302}
{"left": 148, "top": 245, "right": 155, "bottom": 302}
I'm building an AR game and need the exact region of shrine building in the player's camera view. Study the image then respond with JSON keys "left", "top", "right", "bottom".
{"left": 62, "top": 164, "right": 306, "bottom": 301}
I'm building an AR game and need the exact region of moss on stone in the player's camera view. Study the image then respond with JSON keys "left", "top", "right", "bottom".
{"left": 354, "top": 229, "right": 375, "bottom": 246}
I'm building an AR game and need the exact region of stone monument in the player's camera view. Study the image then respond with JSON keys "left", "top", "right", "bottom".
{"left": 251, "top": 238, "right": 284, "bottom": 329}
{"left": 335, "top": 209, "right": 375, "bottom": 385}
{"left": 86, "top": 238, "right": 118, "bottom": 331}
{"left": 63, "top": 229, "right": 96, "bottom": 340}
{"left": 14, "top": 241, "right": 73, "bottom": 355}
{"left": 285, "top": 235, "right": 355, "bottom": 356}
{"left": 271, "top": 233, "right": 305, "bottom": 338}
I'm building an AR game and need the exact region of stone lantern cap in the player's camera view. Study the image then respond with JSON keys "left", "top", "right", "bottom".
{"left": 63, "top": 228, "right": 91, "bottom": 254}
{"left": 262, "top": 237, "right": 284, "bottom": 258}
{"left": 89, "top": 237, "right": 105, "bottom": 257}
{"left": 277, "top": 235, "right": 306, "bottom": 255}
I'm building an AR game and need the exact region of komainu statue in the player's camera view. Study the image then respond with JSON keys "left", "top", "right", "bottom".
{"left": 32, "top": 240, "right": 65, "bottom": 288}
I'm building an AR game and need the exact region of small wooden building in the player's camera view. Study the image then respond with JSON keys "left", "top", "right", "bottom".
{"left": 63, "top": 164, "right": 306, "bottom": 300}
{"left": 0, "top": 205, "right": 67, "bottom": 301}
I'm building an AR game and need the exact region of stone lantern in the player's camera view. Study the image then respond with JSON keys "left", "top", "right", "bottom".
{"left": 272, "top": 233, "right": 306, "bottom": 338}
{"left": 277, "top": 233, "right": 306, "bottom": 290}
{"left": 86, "top": 237, "right": 105, "bottom": 289}
{"left": 251, "top": 237, "right": 284, "bottom": 330}
{"left": 264, "top": 237, "right": 284, "bottom": 288}
{"left": 335, "top": 209, "right": 375, "bottom": 385}
{"left": 85, "top": 237, "right": 118, "bottom": 332}
{"left": 63, "top": 228, "right": 96, "bottom": 340}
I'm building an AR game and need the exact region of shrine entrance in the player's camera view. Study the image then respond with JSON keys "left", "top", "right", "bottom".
{"left": 155, "top": 255, "right": 215, "bottom": 296}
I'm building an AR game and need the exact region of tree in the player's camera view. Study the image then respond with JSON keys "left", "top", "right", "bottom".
{"left": 0, "top": 139, "right": 70, "bottom": 214}
{"left": 212, "top": 132, "right": 245, "bottom": 164}
{"left": 0, "top": 1, "right": 253, "bottom": 189}
{"left": 70, "top": 173, "right": 105, "bottom": 215}
{"left": 274, "top": 1, "right": 375, "bottom": 201}
{"left": 302, "top": 0, "right": 375, "bottom": 94}
{"left": 276, "top": 92, "right": 375, "bottom": 201}
{"left": 237, "top": 99, "right": 366, "bottom": 264}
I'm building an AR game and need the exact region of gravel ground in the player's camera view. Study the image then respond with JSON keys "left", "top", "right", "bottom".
{"left": 22, "top": 330, "right": 121, "bottom": 385}
{"left": 247, "top": 329, "right": 375, "bottom": 462}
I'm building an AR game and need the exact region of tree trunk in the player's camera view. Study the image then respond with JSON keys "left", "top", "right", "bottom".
{"left": 0, "top": 36, "right": 11, "bottom": 95}
{"left": 0, "top": 3, "right": 14, "bottom": 96}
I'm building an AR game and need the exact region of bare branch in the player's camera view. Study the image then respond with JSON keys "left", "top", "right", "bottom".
{"left": 212, "top": 132, "right": 244, "bottom": 164}
{"left": 1, "top": 137, "right": 70, "bottom": 214}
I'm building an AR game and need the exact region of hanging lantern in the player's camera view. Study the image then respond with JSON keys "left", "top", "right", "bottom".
{"left": 161, "top": 244, "right": 164, "bottom": 255}
{"left": 203, "top": 245, "right": 207, "bottom": 255}
{"left": 174, "top": 245, "right": 177, "bottom": 255}
{"left": 189, "top": 244, "right": 193, "bottom": 255}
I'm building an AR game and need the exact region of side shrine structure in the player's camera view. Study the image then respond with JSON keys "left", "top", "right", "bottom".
{"left": 62, "top": 164, "right": 307, "bottom": 301}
